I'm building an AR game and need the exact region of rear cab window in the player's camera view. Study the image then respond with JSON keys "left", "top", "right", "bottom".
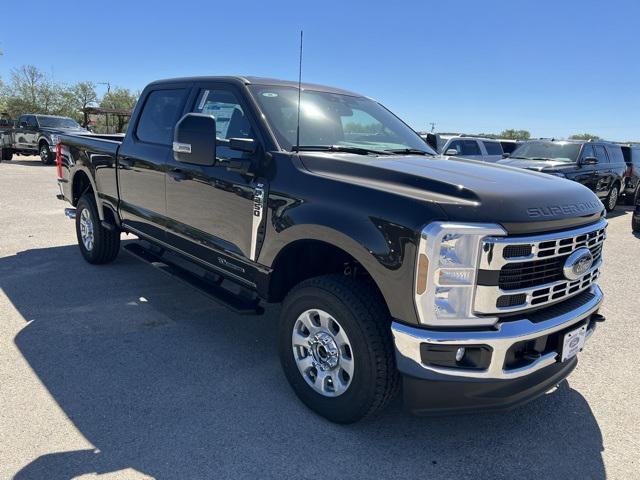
{"left": 136, "top": 88, "right": 188, "bottom": 145}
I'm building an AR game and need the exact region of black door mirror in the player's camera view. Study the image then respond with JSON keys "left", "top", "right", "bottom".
{"left": 502, "top": 152, "right": 511, "bottom": 159}
{"left": 173, "top": 113, "right": 217, "bottom": 166}
{"left": 581, "top": 156, "right": 598, "bottom": 166}
{"left": 19, "top": 122, "right": 28, "bottom": 128}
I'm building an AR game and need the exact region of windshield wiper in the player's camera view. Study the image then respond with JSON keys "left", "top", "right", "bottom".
{"left": 529, "top": 157, "right": 554, "bottom": 161}
{"left": 385, "top": 148, "right": 434, "bottom": 156}
{"left": 292, "top": 145, "right": 391, "bottom": 156}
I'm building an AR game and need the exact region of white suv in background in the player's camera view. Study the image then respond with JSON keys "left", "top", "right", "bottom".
{"left": 442, "top": 136, "right": 504, "bottom": 162}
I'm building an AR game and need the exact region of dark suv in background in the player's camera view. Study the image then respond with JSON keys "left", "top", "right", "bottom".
{"left": 499, "top": 139, "right": 626, "bottom": 211}
{"left": 620, "top": 144, "right": 640, "bottom": 204}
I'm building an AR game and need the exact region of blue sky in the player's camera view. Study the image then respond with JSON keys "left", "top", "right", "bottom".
{"left": 1, "top": 0, "right": 639, "bottom": 140}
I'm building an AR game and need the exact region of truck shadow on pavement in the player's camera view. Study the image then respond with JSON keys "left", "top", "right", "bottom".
{"left": 3, "top": 244, "right": 605, "bottom": 479}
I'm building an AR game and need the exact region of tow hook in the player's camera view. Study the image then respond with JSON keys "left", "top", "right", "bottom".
{"left": 64, "top": 208, "right": 76, "bottom": 219}
{"left": 591, "top": 313, "right": 606, "bottom": 323}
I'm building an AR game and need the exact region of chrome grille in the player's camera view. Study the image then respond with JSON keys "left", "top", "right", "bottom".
{"left": 475, "top": 218, "right": 607, "bottom": 315}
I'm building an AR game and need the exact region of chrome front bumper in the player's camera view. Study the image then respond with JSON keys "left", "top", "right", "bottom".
{"left": 392, "top": 285, "right": 603, "bottom": 380}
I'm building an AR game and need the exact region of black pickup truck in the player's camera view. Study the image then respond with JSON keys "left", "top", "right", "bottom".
{"left": 1, "top": 114, "right": 88, "bottom": 163}
{"left": 56, "top": 76, "right": 607, "bottom": 423}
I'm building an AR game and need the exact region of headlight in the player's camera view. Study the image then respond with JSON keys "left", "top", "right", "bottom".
{"left": 415, "top": 222, "right": 506, "bottom": 327}
{"left": 50, "top": 134, "right": 60, "bottom": 145}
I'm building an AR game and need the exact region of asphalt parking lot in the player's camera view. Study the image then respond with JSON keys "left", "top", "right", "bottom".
{"left": 0, "top": 156, "right": 638, "bottom": 479}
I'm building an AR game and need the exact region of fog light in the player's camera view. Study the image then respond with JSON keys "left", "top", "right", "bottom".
{"left": 420, "top": 344, "right": 492, "bottom": 370}
{"left": 455, "top": 347, "right": 466, "bottom": 362}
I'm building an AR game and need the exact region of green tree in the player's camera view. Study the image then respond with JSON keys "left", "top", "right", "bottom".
{"left": 62, "top": 82, "right": 99, "bottom": 126}
{"left": 569, "top": 133, "right": 600, "bottom": 141}
{"left": 500, "top": 129, "right": 531, "bottom": 140}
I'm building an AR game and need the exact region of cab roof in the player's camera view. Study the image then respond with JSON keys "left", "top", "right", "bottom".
{"left": 146, "top": 76, "right": 363, "bottom": 97}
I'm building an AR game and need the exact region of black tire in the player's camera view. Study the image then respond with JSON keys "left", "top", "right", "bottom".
{"left": 279, "top": 274, "right": 399, "bottom": 423}
{"left": 633, "top": 189, "right": 640, "bottom": 233}
{"left": 1, "top": 148, "right": 12, "bottom": 161}
{"left": 75, "top": 193, "right": 120, "bottom": 264}
{"left": 604, "top": 183, "right": 619, "bottom": 212}
{"left": 39, "top": 142, "right": 54, "bottom": 165}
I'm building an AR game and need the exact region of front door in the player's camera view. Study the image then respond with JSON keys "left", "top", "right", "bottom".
{"left": 569, "top": 144, "right": 598, "bottom": 194}
{"left": 117, "top": 86, "right": 189, "bottom": 239}
{"left": 165, "top": 84, "right": 264, "bottom": 275}
{"left": 593, "top": 144, "right": 611, "bottom": 198}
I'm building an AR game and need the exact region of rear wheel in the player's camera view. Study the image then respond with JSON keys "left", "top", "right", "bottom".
{"left": 279, "top": 275, "right": 399, "bottom": 423}
{"left": 75, "top": 193, "right": 120, "bottom": 264}
{"left": 39, "top": 143, "right": 54, "bottom": 164}
{"left": 633, "top": 189, "right": 640, "bottom": 233}
{"left": 605, "top": 184, "right": 619, "bottom": 212}
{"left": 0, "top": 148, "right": 12, "bottom": 161}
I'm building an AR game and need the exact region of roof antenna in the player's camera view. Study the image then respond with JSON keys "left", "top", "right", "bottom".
{"left": 295, "top": 30, "right": 303, "bottom": 152}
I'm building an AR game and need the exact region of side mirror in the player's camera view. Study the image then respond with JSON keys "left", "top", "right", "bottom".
{"left": 581, "top": 156, "right": 598, "bottom": 165}
{"left": 19, "top": 122, "right": 28, "bottom": 128}
{"left": 502, "top": 152, "right": 511, "bottom": 159}
{"left": 445, "top": 148, "right": 458, "bottom": 156}
{"left": 173, "top": 113, "right": 217, "bottom": 166}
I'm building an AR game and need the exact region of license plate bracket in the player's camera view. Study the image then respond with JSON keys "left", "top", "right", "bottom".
{"left": 561, "top": 324, "right": 587, "bottom": 362}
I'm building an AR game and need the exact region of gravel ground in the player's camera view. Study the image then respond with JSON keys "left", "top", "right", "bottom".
{"left": 0, "top": 156, "right": 638, "bottom": 479}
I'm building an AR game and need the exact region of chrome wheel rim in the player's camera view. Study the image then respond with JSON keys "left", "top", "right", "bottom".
{"left": 292, "top": 309, "right": 354, "bottom": 397}
{"left": 79, "top": 208, "right": 95, "bottom": 251}
{"left": 608, "top": 187, "right": 618, "bottom": 210}
{"left": 40, "top": 145, "right": 48, "bottom": 162}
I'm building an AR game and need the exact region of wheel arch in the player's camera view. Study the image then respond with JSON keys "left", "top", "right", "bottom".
{"left": 71, "top": 168, "right": 105, "bottom": 220}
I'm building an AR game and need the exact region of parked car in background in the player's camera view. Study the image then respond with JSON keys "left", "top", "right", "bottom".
{"left": 0, "top": 114, "right": 88, "bottom": 164}
{"left": 499, "top": 139, "right": 626, "bottom": 212}
{"left": 421, "top": 132, "right": 455, "bottom": 153}
{"left": 441, "top": 135, "right": 504, "bottom": 162}
{"left": 620, "top": 144, "right": 640, "bottom": 204}
{"left": 0, "top": 116, "right": 14, "bottom": 132}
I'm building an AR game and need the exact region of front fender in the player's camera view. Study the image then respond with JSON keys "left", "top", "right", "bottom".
{"left": 260, "top": 211, "right": 421, "bottom": 324}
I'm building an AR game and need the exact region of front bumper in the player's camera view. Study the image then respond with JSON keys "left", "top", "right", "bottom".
{"left": 392, "top": 284, "right": 603, "bottom": 413}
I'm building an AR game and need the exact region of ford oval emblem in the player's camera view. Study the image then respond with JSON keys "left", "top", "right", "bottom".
{"left": 563, "top": 248, "right": 594, "bottom": 281}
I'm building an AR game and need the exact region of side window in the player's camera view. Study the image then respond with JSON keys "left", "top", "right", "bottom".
{"left": 594, "top": 145, "right": 609, "bottom": 164}
{"left": 581, "top": 144, "right": 594, "bottom": 160}
{"left": 27, "top": 116, "right": 38, "bottom": 128}
{"left": 605, "top": 145, "right": 624, "bottom": 164}
{"left": 17, "top": 115, "right": 26, "bottom": 127}
{"left": 482, "top": 141, "right": 503, "bottom": 155}
{"left": 136, "top": 89, "right": 186, "bottom": 145}
{"left": 447, "top": 140, "right": 462, "bottom": 154}
{"left": 461, "top": 140, "right": 481, "bottom": 155}
{"left": 193, "top": 89, "right": 255, "bottom": 160}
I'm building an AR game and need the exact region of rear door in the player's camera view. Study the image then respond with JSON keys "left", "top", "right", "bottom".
{"left": 25, "top": 116, "right": 39, "bottom": 149}
{"left": 117, "top": 85, "right": 189, "bottom": 239}
{"left": 604, "top": 144, "right": 627, "bottom": 193}
{"left": 164, "top": 83, "right": 264, "bottom": 272}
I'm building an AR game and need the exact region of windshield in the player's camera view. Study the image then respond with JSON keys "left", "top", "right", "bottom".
{"left": 248, "top": 85, "right": 435, "bottom": 154}
{"left": 510, "top": 141, "right": 581, "bottom": 162}
{"left": 37, "top": 116, "right": 81, "bottom": 129}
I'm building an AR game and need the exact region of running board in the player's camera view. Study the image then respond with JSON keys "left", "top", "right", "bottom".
{"left": 124, "top": 242, "right": 264, "bottom": 315}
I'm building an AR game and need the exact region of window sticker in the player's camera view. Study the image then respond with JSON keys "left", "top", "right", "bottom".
{"left": 198, "top": 90, "right": 210, "bottom": 110}
{"left": 261, "top": 92, "right": 278, "bottom": 98}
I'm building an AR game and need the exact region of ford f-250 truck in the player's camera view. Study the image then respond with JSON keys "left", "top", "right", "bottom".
{"left": 56, "top": 76, "right": 607, "bottom": 423}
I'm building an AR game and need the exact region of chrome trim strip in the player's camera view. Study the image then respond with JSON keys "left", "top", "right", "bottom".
{"left": 393, "top": 285, "right": 603, "bottom": 380}
{"left": 479, "top": 218, "right": 607, "bottom": 270}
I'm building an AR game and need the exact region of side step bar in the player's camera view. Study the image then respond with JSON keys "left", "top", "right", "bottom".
{"left": 123, "top": 242, "right": 264, "bottom": 315}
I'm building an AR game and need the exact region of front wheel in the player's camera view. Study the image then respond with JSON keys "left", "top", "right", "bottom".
{"left": 39, "top": 143, "right": 54, "bottom": 164}
{"left": 279, "top": 275, "right": 399, "bottom": 423}
{"left": 605, "top": 184, "right": 619, "bottom": 212}
{"left": 75, "top": 194, "right": 120, "bottom": 264}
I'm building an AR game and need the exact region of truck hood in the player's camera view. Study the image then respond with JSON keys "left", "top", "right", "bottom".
{"left": 299, "top": 153, "right": 604, "bottom": 234}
